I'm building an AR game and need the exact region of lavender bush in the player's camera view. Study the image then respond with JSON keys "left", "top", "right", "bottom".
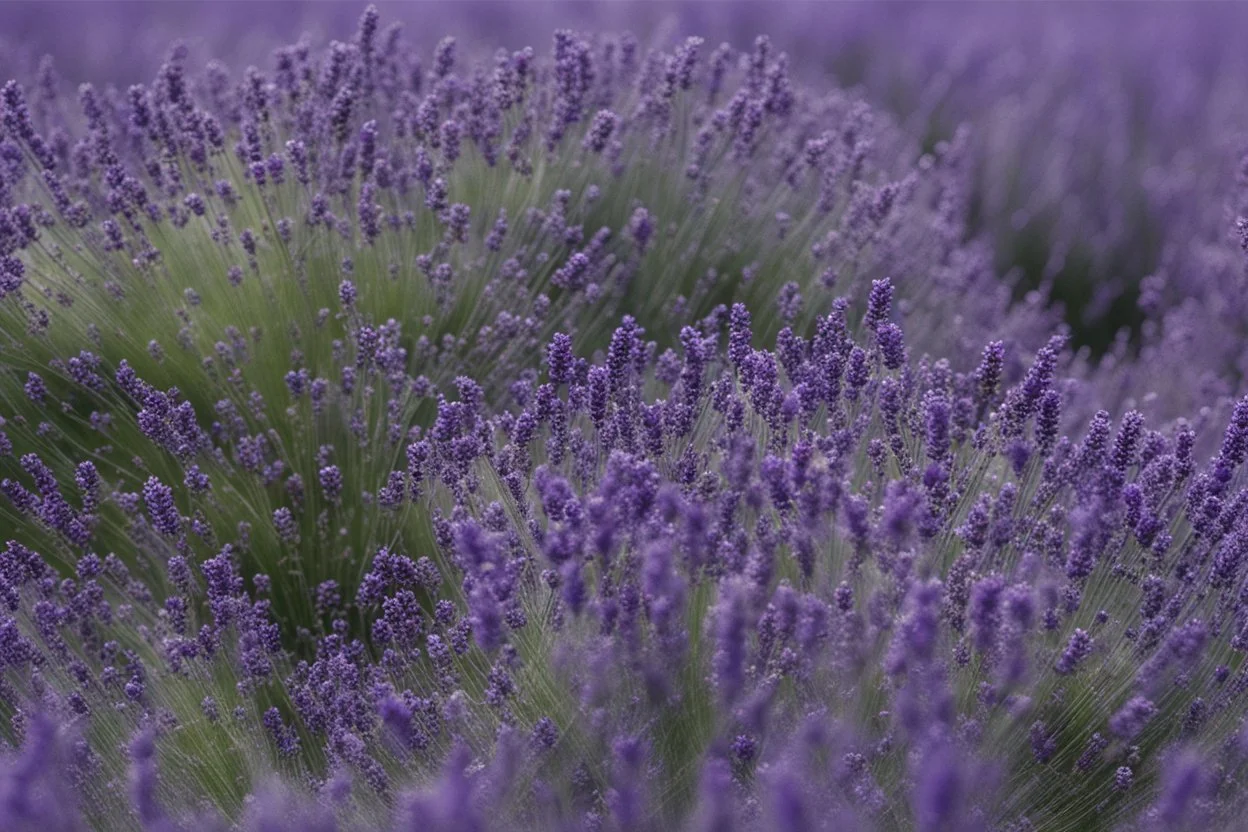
{"left": 0, "top": 5, "right": 1246, "bottom": 831}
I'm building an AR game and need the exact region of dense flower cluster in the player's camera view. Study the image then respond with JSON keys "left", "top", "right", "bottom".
{"left": 0, "top": 5, "right": 1246, "bottom": 831}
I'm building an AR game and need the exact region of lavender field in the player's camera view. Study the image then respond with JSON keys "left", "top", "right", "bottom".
{"left": 0, "top": 2, "right": 1246, "bottom": 830}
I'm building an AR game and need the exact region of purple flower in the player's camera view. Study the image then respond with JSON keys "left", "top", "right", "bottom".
{"left": 319, "top": 464, "right": 343, "bottom": 502}
{"left": 23, "top": 373, "right": 47, "bottom": 405}
{"left": 712, "top": 581, "right": 749, "bottom": 703}
{"left": 263, "top": 707, "right": 301, "bottom": 757}
{"left": 141, "top": 476, "right": 180, "bottom": 537}
{"left": 273, "top": 507, "right": 299, "bottom": 544}
{"left": 583, "top": 109, "right": 618, "bottom": 153}
{"left": 1109, "top": 696, "right": 1156, "bottom": 740}
{"left": 969, "top": 576, "right": 1005, "bottom": 653}
{"left": 864, "top": 277, "right": 893, "bottom": 332}
{"left": 1055, "top": 629, "right": 1092, "bottom": 675}
{"left": 877, "top": 322, "right": 906, "bottom": 370}
{"left": 129, "top": 728, "right": 165, "bottom": 827}
{"left": 1152, "top": 750, "right": 1212, "bottom": 826}
{"left": 629, "top": 207, "right": 654, "bottom": 254}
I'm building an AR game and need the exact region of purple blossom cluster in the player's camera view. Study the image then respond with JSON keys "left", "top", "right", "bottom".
{"left": 0, "top": 4, "right": 1245, "bottom": 832}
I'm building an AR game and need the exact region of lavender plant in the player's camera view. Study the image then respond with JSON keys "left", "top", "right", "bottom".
{"left": 0, "top": 5, "right": 1243, "bottom": 832}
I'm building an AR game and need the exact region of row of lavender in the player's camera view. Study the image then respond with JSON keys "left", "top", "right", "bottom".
{"left": 0, "top": 6, "right": 1245, "bottom": 831}
{"left": 5, "top": 1, "right": 1248, "bottom": 375}
{"left": 796, "top": 2, "right": 1248, "bottom": 423}
{"left": 2, "top": 3, "right": 1244, "bottom": 419}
